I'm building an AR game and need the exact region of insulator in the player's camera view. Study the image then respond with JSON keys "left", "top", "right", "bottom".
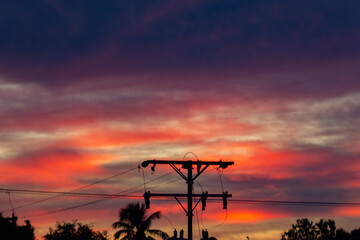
{"left": 222, "top": 191, "right": 228, "bottom": 209}
{"left": 201, "top": 191, "right": 208, "bottom": 210}
{"left": 151, "top": 163, "right": 156, "bottom": 172}
{"left": 144, "top": 191, "right": 151, "bottom": 209}
{"left": 141, "top": 161, "right": 149, "bottom": 168}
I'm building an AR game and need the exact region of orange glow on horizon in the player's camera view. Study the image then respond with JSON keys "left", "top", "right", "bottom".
{"left": 204, "top": 209, "right": 287, "bottom": 223}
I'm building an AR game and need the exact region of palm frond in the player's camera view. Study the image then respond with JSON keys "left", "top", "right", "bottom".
{"left": 113, "top": 221, "right": 134, "bottom": 230}
{"left": 141, "top": 211, "right": 161, "bottom": 230}
{"left": 114, "top": 229, "right": 135, "bottom": 240}
{"left": 147, "top": 229, "right": 169, "bottom": 240}
{"left": 120, "top": 202, "right": 147, "bottom": 228}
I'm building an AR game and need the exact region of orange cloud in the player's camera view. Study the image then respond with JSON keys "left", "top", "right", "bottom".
{"left": 0, "top": 149, "right": 111, "bottom": 188}
{"left": 203, "top": 207, "right": 287, "bottom": 224}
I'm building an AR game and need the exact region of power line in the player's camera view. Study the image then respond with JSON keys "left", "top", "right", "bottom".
{"left": 208, "top": 199, "right": 360, "bottom": 207}
{"left": 111, "top": 171, "right": 174, "bottom": 196}
{"left": 0, "top": 188, "right": 139, "bottom": 199}
{"left": 6, "top": 192, "right": 15, "bottom": 214}
{"left": 127, "top": 177, "right": 182, "bottom": 195}
{"left": 18, "top": 171, "right": 176, "bottom": 219}
{"left": 6, "top": 166, "right": 209, "bottom": 206}
{"left": 0, "top": 174, "right": 179, "bottom": 199}
{"left": 1, "top": 167, "right": 137, "bottom": 213}
{"left": 4, "top": 187, "right": 360, "bottom": 209}
{"left": 5, "top": 165, "right": 360, "bottom": 224}
{"left": 4, "top": 193, "right": 360, "bottom": 221}
{"left": 0, "top": 172, "right": 178, "bottom": 199}
{"left": 200, "top": 167, "right": 228, "bottom": 230}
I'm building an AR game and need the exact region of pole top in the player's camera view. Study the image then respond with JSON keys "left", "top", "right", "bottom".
{"left": 141, "top": 159, "right": 234, "bottom": 169}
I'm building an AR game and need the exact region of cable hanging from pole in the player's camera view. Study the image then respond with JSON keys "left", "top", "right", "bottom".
{"left": 192, "top": 185, "right": 201, "bottom": 239}
{"left": 138, "top": 164, "right": 147, "bottom": 192}
{"left": 5, "top": 192, "right": 18, "bottom": 224}
{"left": 217, "top": 168, "right": 225, "bottom": 193}
{"left": 183, "top": 152, "right": 199, "bottom": 161}
{"left": 6, "top": 192, "right": 15, "bottom": 214}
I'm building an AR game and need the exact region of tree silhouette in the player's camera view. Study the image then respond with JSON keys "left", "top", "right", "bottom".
{"left": 281, "top": 218, "right": 318, "bottom": 240}
{"left": 112, "top": 202, "right": 168, "bottom": 240}
{"left": 350, "top": 228, "right": 360, "bottom": 240}
{"left": 43, "top": 220, "right": 109, "bottom": 240}
{"left": 316, "top": 219, "right": 336, "bottom": 240}
{"left": 281, "top": 218, "right": 360, "bottom": 240}
{"left": 335, "top": 228, "right": 350, "bottom": 240}
{"left": 0, "top": 213, "right": 35, "bottom": 240}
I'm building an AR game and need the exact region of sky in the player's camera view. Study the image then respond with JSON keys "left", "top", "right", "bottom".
{"left": 1, "top": 0, "right": 360, "bottom": 239}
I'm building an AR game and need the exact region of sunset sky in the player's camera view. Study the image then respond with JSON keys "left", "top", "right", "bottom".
{"left": 1, "top": 1, "right": 360, "bottom": 240}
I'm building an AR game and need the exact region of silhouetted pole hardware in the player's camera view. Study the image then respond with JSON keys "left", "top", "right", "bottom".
{"left": 141, "top": 159, "right": 234, "bottom": 240}
{"left": 4, "top": 212, "right": 18, "bottom": 226}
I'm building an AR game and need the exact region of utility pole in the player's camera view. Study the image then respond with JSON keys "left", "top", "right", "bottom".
{"left": 4, "top": 212, "right": 18, "bottom": 226}
{"left": 141, "top": 159, "right": 234, "bottom": 240}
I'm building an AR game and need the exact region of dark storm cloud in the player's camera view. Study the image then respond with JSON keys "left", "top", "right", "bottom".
{"left": 1, "top": 0, "right": 359, "bottom": 88}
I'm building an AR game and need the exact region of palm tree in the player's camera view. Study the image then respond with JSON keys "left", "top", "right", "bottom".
{"left": 113, "top": 202, "right": 169, "bottom": 240}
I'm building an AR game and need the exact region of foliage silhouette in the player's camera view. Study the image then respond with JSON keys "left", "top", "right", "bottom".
{"left": 43, "top": 220, "right": 109, "bottom": 240}
{"left": 113, "top": 202, "right": 169, "bottom": 240}
{"left": 281, "top": 218, "right": 360, "bottom": 240}
{"left": 281, "top": 218, "right": 318, "bottom": 240}
{"left": 0, "top": 213, "right": 35, "bottom": 240}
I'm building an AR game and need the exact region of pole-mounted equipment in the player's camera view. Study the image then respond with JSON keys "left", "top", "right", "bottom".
{"left": 141, "top": 159, "right": 234, "bottom": 240}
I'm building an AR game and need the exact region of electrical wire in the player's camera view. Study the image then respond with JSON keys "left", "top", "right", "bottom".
{"left": 19, "top": 171, "right": 175, "bottom": 219}
{"left": 1, "top": 166, "right": 138, "bottom": 213}
{"left": 195, "top": 180, "right": 204, "bottom": 193}
{"left": 196, "top": 185, "right": 206, "bottom": 230}
{"left": 14, "top": 164, "right": 217, "bottom": 220}
{"left": 5, "top": 159, "right": 360, "bottom": 226}
{"left": 206, "top": 208, "right": 228, "bottom": 230}
{"left": 6, "top": 192, "right": 15, "bottom": 214}
{"left": 124, "top": 171, "right": 175, "bottom": 195}
{"left": 0, "top": 189, "right": 140, "bottom": 199}
{"left": 138, "top": 164, "right": 147, "bottom": 192}
{"left": 217, "top": 168, "right": 224, "bottom": 193}
{"left": 146, "top": 178, "right": 183, "bottom": 191}
{"left": 12, "top": 193, "right": 360, "bottom": 220}
{"left": 191, "top": 161, "right": 217, "bottom": 231}
{"left": 205, "top": 199, "right": 360, "bottom": 207}
{"left": 0, "top": 174, "right": 183, "bottom": 198}
{"left": 201, "top": 167, "right": 228, "bottom": 230}
{"left": 183, "top": 152, "right": 199, "bottom": 161}
{"left": 193, "top": 186, "right": 201, "bottom": 239}
{"left": 200, "top": 204, "right": 205, "bottom": 230}
{"left": 162, "top": 215, "right": 176, "bottom": 230}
